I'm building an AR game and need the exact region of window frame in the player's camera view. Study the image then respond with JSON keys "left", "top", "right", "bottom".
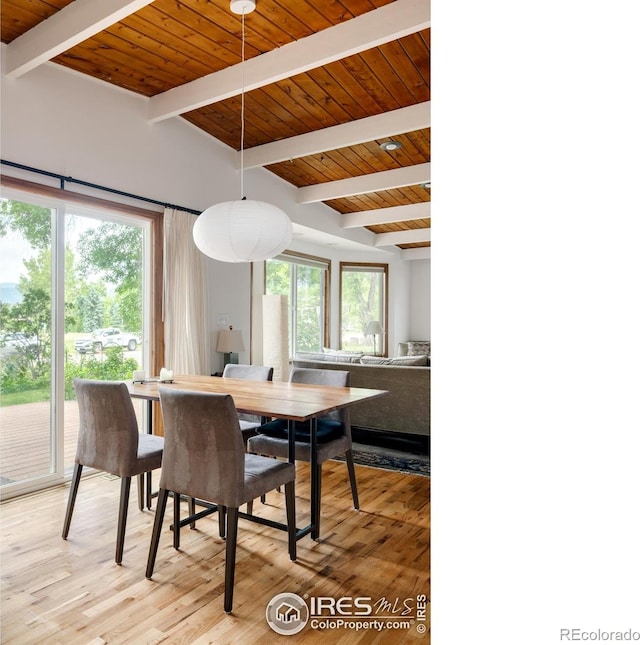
{"left": 339, "top": 261, "right": 389, "bottom": 357}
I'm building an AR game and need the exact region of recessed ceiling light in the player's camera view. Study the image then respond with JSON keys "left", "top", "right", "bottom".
{"left": 379, "top": 140, "right": 403, "bottom": 151}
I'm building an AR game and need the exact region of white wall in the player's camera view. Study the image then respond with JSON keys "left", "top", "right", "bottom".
{"left": 410, "top": 259, "right": 431, "bottom": 340}
{"left": 1, "top": 56, "right": 428, "bottom": 365}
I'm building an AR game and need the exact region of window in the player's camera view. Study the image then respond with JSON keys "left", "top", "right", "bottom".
{"left": 265, "top": 252, "right": 329, "bottom": 357}
{"left": 340, "top": 262, "right": 388, "bottom": 356}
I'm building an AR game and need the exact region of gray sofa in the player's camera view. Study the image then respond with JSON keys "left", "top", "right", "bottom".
{"left": 292, "top": 350, "right": 430, "bottom": 438}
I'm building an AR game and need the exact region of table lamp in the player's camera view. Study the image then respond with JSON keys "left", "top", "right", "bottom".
{"left": 216, "top": 326, "right": 245, "bottom": 366}
{"left": 364, "top": 320, "right": 384, "bottom": 356}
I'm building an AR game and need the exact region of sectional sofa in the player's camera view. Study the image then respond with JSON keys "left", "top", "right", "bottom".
{"left": 292, "top": 342, "right": 430, "bottom": 444}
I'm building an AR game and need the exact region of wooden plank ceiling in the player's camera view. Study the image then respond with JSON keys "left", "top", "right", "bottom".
{"left": 1, "top": 0, "right": 431, "bottom": 255}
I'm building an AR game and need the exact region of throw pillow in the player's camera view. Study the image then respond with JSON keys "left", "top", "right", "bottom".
{"left": 322, "top": 347, "right": 363, "bottom": 362}
{"left": 389, "top": 355, "right": 428, "bottom": 366}
{"left": 331, "top": 353, "right": 363, "bottom": 363}
{"left": 295, "top": 351, "right": 329, "bottom": 362}
{"left": 407, "top": 341, "right": 430, "bottom": 358}
{"left": 360, "top": 355, "right": 428, "bottom": 366}
{"left": 323, "top": 347, "right": 362, "bottom": 356}
{"left": 360, "top": 355, "right": 392, "bottom": 365}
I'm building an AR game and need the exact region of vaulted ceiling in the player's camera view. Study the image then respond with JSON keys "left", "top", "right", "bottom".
{"left": 1, "top": 0, "right": 430, "bottom": 258}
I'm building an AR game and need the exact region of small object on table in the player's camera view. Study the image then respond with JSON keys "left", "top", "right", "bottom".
{"left": 159, "top": 368, "right": 174, "bottom": 383}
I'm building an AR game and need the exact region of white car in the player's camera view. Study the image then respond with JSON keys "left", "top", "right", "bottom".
{"left": 74, "top": 328, "right": 140, "bottom": 354}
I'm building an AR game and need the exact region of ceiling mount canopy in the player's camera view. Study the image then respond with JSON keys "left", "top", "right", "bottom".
{"left": 230, "top": 0, "right": 256, "bottom": 14}
{"left": 193, "top": 0, "right": 292, "bottom": 263}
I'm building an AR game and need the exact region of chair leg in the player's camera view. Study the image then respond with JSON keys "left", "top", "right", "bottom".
{"left": 219, "top": 505, "right": 226, "bottom": 539}
{"left": 115, "top": 477, "right": 132, "bottom": 564}
{"left": 284, "top": 481, "right": 297, "bottom": 562}
{"left": 188, "top": 497, "right": 196, "bottom": 529}
{"left": 137, "top": 474, "right": 144, "bottom": 511}
{"left": 345, "top": 449, "right": 360, "bottom": 510}
{"left": 173, "top": 492, "right": 181, "bottom": 550}
{"left": 146, "top": 488, "right": 169, "bottom": 579}
{"left": 62, "top": 463, "right": 83, "bottom": 539}
{"left": 146, "top": 471, "right": 152, "bottom": 510}
{"left": 224, "top": 507, "right": 239, "bottom": 613}
{"left": 246, "top": 500, "right": 253, "bottom": 515}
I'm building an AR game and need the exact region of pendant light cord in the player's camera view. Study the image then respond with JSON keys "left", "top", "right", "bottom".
{"left": 240, "top": 11, "right": 246, "bottom": 200}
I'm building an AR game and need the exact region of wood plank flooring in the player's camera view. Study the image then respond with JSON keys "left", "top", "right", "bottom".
{"left": 0, "top": 461, "right": 430, "bottom": 644}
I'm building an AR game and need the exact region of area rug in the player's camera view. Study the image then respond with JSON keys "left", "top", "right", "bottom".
{"left": 333, "top": 443, "right": 430, "bottom": 477}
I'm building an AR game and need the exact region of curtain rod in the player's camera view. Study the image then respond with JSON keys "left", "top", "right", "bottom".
{"left": 1, "top": 159, "right": 202, "bottom": 216}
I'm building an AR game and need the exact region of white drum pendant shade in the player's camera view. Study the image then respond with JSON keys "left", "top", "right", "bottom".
{"left": 193, "top": 199, "right": 292, "bottom": 263}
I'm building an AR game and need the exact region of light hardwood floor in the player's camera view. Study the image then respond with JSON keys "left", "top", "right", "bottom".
{"left": 0, "top": 461, "right": 430, "bottom": 644}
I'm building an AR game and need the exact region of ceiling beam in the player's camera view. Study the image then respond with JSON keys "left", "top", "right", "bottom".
{"left": 296, "top": 163, "right": 430, "bottom": 203}
{"left": 342, "top": 203, "right": 430, "bottom": 228}
{"left": 148, "top": 0, "right": 430, "bottom": 123}
{"left": 241, "top": 103, "right": 430, "bottom": 169}
{"left": 4, "top": 0, "right": 155, "bottom": 79}
{"left": 374, "top": 229, "right": 431, "bottom": 247}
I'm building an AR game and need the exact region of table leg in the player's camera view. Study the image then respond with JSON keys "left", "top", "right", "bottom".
{"left": 287, "top": 419, "right": 295, "bottom": 464}
{"left": 146, "top": 399, "right": 153, "bottom": 509}
{"left": 310, "top": 417, "right": 320, "bottom": 540}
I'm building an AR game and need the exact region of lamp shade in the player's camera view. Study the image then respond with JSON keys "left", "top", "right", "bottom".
{"left": 365, "top": 321, "right": 384, "bottom": 336}
{"left": 216, "top": 329, "right": 245, "bottom": 353}
{"left": 193, "top": 199, "right": 292, "bottom": 263}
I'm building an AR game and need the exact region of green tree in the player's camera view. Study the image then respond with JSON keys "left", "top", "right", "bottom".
{"left": 294, "top": 265, "right": 322, "bottom": 351}
{"left": 77, "top": 223, "right": 142, "bottom": 332}
{"left": 75, "top": 284, "right": 107, "bottom": 332}
{"left": 1, "top": 287, "right": 50, "bottom": 382}
{"left": 0, "top": 200, "right": 51, "bottom": 249}
{"left": 341, "top": 271, "right": 381, "bottom": 344}
{"left": 1, "top": 199, "right": 144, "bottom": 399}
{"left": 266, "top": 259, "right": 323, "bottom": 352}
{"left": 265, "top": 259, "right": 290, "bottom": 296}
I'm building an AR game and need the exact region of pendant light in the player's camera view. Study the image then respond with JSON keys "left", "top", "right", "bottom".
{"left": 193, "top": 0, "right": 292, "bottom": 263}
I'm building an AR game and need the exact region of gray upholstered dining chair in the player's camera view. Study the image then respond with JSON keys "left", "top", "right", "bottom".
{"left": 222, "top": 363, "right": 274, "bottom": 517}
{"left": 247, "top": 366, "right": 359, "bottom": 512}
{"left": 221, "top": 363, "right": 274, "bottom": 442}
{"left": 182, "top": 363, "right": 275, "bottom": 526}
{"left": 146, "top": 387, "right": 297, "bottom": 613}
{"left": 62, "top": 378, "right": 164, "bottom": 564}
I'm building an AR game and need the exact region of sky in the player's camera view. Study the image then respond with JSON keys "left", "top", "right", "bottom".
{"left": 0, "top": 228, "right": 37, "bottom": 284}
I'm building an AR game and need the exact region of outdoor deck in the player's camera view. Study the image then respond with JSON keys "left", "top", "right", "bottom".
{"left": 0, "top": 399, "right": 145, "bottom": 485}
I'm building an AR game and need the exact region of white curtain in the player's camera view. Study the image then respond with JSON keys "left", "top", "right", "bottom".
{"left": 163, "top": 208, "right": 208, "bottom": 375}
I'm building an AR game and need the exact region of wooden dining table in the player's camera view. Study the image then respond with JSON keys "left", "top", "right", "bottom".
{"left": 127, "top": 374, "right": 388, "bottom": 540}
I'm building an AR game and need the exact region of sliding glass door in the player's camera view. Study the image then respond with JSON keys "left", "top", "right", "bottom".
{"left": 0, "top": 191, "right": 150, "bottom": 497}
{"left": 62, "top": 209, "right": 148, "bottom": 475}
